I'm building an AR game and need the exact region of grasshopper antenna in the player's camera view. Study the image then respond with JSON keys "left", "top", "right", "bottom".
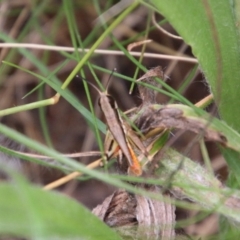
{"left": 76, "top": 68, "right": 117, "bottom": 94}
{"left": 105, "top": 68, "right": 117, "bottom": 92}
{"left": 76, "top": 74, "right": 102, "bottom": 95}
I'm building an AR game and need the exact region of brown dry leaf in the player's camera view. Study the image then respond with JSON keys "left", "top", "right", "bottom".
{"left": 137, "top": 66, "right": 166, "bottom": 104}
{"left": 92, "top": 186, "right": 175, "bottom": 239}
{"left": 134, "top": 104, "right": 227, "bottom": 146}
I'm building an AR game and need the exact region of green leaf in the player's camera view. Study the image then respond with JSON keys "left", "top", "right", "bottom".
{"left": 0, "top": 179, "right": 120, "bottom": 240}
{"left": 148, "top": 0, "right": 240, "bottom": 133}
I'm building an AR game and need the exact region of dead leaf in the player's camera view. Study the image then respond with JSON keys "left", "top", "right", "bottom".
{"left": 92, "top": 186, "right": 175, "bottom": 239}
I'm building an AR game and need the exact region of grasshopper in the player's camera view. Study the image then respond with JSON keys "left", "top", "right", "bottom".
{"left": 85, "top": 67, "right": 166, "bottom": 175}
{"left": 99, "top": 67, "right": 166, "bottom": 175}
{"left": 85, "top": 78, "right": 147, "bottom": 176}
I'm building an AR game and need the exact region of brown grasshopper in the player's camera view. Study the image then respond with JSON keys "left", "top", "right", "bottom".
{"left": 101, "top": 66, "right": 166, "bottom": 174}
{"left": 85, "top": 78, "right": 147, "bottom": 176}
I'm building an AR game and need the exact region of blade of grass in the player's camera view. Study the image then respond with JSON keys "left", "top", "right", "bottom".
{"left": 38, "top": 85, "right": 53, "bottom": 148}
{"left": 63, "top": 0, "right": 105, "bottom": 154}
{"left": 1, "top": 61, "right": 106, "bottom": 133}
{"left": 60, "top": 1, "right": 139, "bottom": 90}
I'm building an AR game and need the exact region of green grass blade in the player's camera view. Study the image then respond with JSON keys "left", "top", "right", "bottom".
{"left": 1, "top": 61, "right": 106, "bottom": 133}
{"left": 61, "top": 1, "right": 139, "bottom": 90}
{"left": 0, "top": 122, "right": 140, "bottom": 192}
{"left": 38, "top": 86, "right": 53, "bottom": 148}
